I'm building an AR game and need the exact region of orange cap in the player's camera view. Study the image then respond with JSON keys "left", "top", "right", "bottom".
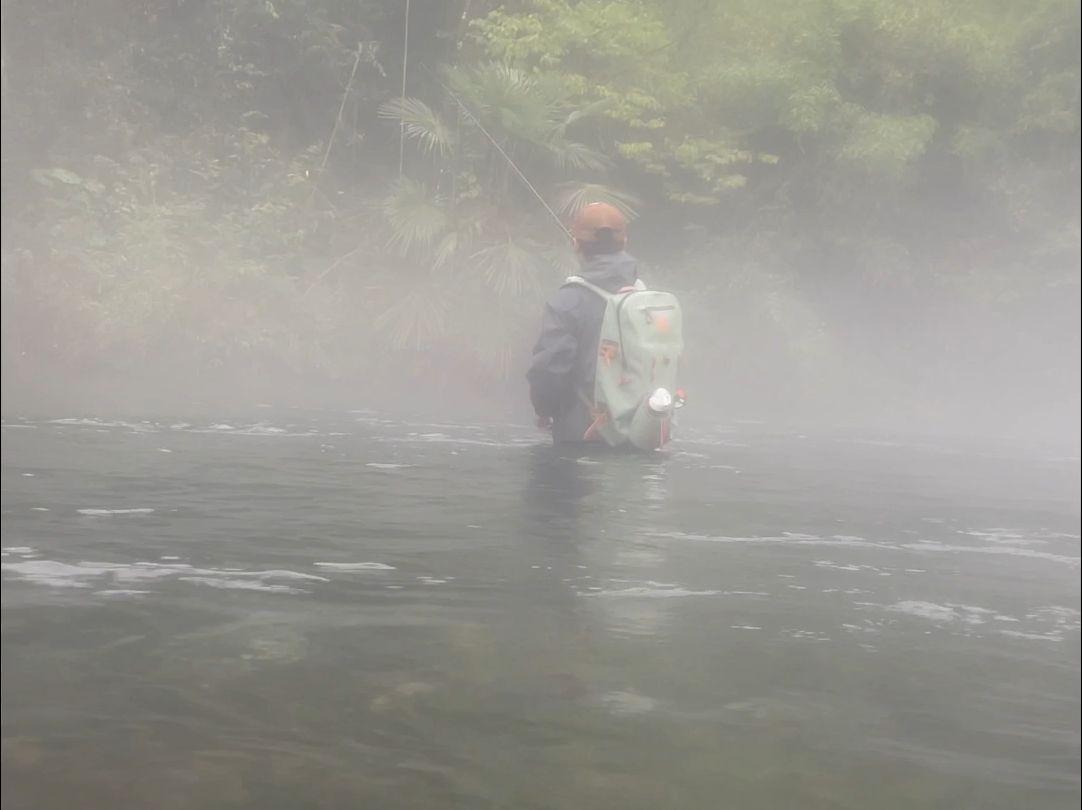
{"left": 570, "top": 202, "right": 628, "bottom": 246}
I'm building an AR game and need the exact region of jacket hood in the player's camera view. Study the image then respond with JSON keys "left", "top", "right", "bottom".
{"left": 579, "top": 251, "right": 638, "bottom": 292}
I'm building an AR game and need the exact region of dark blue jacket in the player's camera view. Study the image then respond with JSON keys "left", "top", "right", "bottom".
{"left": 526, "top": 251, "right": 639, "bottom": 444}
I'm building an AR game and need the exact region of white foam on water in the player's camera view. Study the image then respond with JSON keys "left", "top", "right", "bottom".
{"left": 784, "top": 630, "right": 832, "bottom": 641}
{"left": 585, "top": 583, "right": 721, "bottom": 598}
{"left": 814, "top": 560, "right": 866, "bottom": 572}
{"left": 77, "top": 508, "right": 155, "bottom": 517}
{"left": 3, "top": 558, "right": 327, "bottom": 593}
{"left": 234, "top": 425, "right": 289, "bottom": 435}
{"left": 378, "top": 433, "right": 536, "bottom": 450}
{"left": 178, "top": 577, "right": 303, "bottom": 594}
{"left": 999, "top": 630, "right": 1065, "bottom": 642}
{"left": 314, "top": 562, "right": 396, "bottom": 571}
{"left": 959, "top": 528, "right": 1068, "bottom": 549}
{"left": 49, "top": 418, "right": 156, "bottom": 432}
{"left": 901, "top": 541, "right": 1080, "bottom": 567}
{"left": 963, "top": 528, "right": 1027, "bottom": 542}
{"left": 93, "top": 590, "right": 152, "bottom": 597}
{"left": 365, "top": 463, "right": 414, "bottom": 470}
{"left": 176, "top": 423, "right": 322, "bottom": 438}
{"left": 731, "top": 625, "right": 762, "bottom": 630}
{"left": 886, "top": 601, "right": 956, "bottom": 622}
{"left": 31, "top": 508, "right": 49, "bottom": 512}
{"left": 884, "top": 601, "right": 998, "bottom": 626}
{"left": 4, "top": 547, "right": 36, "bottom": 554}
{"left": 1026, "top": 606, "right": 1081, "bottom": 630}
{"left": 659, "top": 531, "right": 891, "bottom": 550}
{"left": 599, "top": 690, "right": 658, "bottom": 716}
{"left": 2, "top": 560, "right": 100, "bottom": 588}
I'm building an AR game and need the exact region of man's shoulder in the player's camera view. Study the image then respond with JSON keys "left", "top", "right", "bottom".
{"left": 546, "top": 281, "right": 591, "bottom": 314}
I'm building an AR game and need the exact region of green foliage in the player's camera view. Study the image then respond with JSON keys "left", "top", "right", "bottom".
{"left": 836, "top": 111, "right": 938, "bottom": 180}
{"left": 382, "top": 178, "right": 448, "bottom": 255}
{"left": 378, "top": 97, "right": 456, "bottom": 157}
{"left": 444, "top": 61, "right": 611, "bottom": 176}
{"left": 1, "top": 0, "right": 1078, "bottom": 414}
{"left": 3, "top": 126, "right": 340, "bottom": 371}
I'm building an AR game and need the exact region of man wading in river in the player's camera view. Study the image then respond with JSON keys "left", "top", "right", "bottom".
{"left": 527, "top": 203, "right": 685, "bottom": 450}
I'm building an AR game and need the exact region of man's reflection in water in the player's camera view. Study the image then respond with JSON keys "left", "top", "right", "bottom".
{"left": 521, "top": 445, "right": 598, "bottom": 543}
{"left": 524, "top": 444, "right": 678, "bottom": 640}
{"left": 502, "top": 445, "right": 673, "bottom": 693}
{"left": 503, "top": 446, "right": 602, "bottom": 699}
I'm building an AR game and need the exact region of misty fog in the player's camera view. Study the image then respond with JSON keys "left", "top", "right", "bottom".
{"left": 2, "top": 4, "right": 1080, "bottom": 810}
{"left": 1, "top": 0, "right": 1078, "bottom": 447}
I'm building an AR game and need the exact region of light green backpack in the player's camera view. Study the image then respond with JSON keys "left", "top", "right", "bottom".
{"left": 565, "top": 276, "right": 685, "bottom": 450}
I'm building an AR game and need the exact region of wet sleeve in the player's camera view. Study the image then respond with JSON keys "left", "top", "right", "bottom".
{"left": 526, "top": 296, "right": 579, "bottom": 419}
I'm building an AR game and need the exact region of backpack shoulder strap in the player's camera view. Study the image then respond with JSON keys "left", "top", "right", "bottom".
{"left": 563, "top": 275, "right": 612, "bottom": 301}
{"left": 564, "top": 276, "right": 647, "bottom": 299}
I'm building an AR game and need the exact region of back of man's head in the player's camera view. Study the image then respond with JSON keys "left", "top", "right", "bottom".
{"left": 570, "top": 202, "right": 628, "bottom": 256}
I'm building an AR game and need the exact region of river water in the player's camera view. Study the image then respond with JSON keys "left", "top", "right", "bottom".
{"left": 2, "top": 413, "right": 1079, "bottom": 809}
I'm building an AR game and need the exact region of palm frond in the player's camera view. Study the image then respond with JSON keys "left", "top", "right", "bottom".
{"left": 543, "top": 139, "right": 611, "bottom": 172}
{"left": 539, "top": 244, "right": 581, "bottom": 280}
{"left": 378, "top": 97, "right": 456, "bottom": 157}
{"left": 560, "top": 97, "right": 615, "bottom": 132}
{"left": 373, "top": 281, "right": 449, "bottom": 351}
{"left": 446, "top": 63, "right": 536, "bottom": 119}
{"left": 444, "top": 63, "right": 615, "bottom": 174}
{"left": 431, "top": 206, "right": 490, "bottom": 272}
{"left": 431, "top": 231, "right": 461, "bottom": 272}
{"left": 448, "top": 63, "right": 557, "bottom": 147}
{"left": 381, "top": 178, "right": 448, "bottom": 255}
{"left": 470, "top": 237, "right": 545, "bottom": 298}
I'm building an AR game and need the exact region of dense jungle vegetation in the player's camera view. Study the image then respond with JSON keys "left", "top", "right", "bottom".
{"left": 1, "top": 1, "right": 1078, "bottom": 430}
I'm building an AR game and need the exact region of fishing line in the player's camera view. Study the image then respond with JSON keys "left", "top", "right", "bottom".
{"left": 423, "top": 65, "right": 572, "bottom": 239}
